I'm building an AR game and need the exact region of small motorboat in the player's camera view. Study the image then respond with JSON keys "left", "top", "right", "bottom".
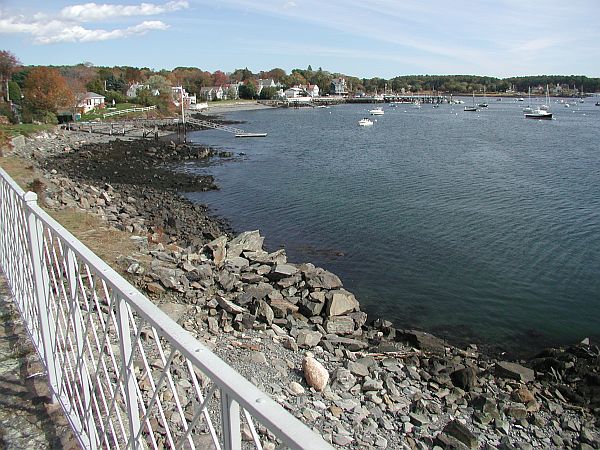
{"left": 464, "top": 106, "right": 478, "bottom": 112}
{"left": 524, "top": 108, "right": 553, "bottom": 120}
{"left": 595, "top": 102, "right": 600, "bottom": 106}
{"left": 369, "top": 107, "right": 384, "bottom": 115}
{"left": 358, "top": 118, "right": 374, "bottom": 126}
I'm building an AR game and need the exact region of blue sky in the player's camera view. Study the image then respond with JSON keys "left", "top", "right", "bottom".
{"left": 1, "top": 0, "right": 598, "bottom": 78}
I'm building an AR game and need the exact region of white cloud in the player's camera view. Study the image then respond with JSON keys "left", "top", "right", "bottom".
{"left": 0, "top": 1, "right": 183, "bottom": 44}
{"left": 35, "top": 21, "right": 169, "bottom": 44}
{"left": 283, "top": 1, "right": 297, "bottom": 8}
{"left": 60, "top": 1, "right": 189, "bottom": 22}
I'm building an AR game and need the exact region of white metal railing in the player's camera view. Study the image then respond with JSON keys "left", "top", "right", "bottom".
{"left": 103, "top": 105, "right": 157, "bottom": 118}
{"left": 0, "top": 166, "right": 333, "bottom": 450}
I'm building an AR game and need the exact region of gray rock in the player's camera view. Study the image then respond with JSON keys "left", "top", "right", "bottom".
{"left": 451, "top": 367, "right": 477, "bottom": 391}
{"left": 256, "top": 300, "right": 274, "bottom": 325}
{"left": 331, "top": 367, "right": 357, "bottom": 391}
{"left": 324, "top": 315, "right": 355, "bottom": 334}
{"left": 409, "top": 412, "right": 430, "bottom": 427}
{"left": 206, "top": 236, "right": 227, "bottom": 266}
{"left": 297, "top": 330, "right": 322, "bottom": 348}
{"left": 324, "top": 336, "right": 369, "bottom": 351}
{"left": 216, "top": 296, "right": 245, "bottom": 314}
{"left": 227, "top": 230, "right": 264, "bottom": 257}
{"left": 268, "top": 263, "right": 299, "bottom": 281}
{"left": 305, "top": 268, "right": 343, "bottom": 289}
{"left": 347, "top": 361, "right": 370, "bottom": 377}
{"left": 326, "top": 289, "right": 359, "bottom": 317}
{"left": 400, "top": 330, "right": 446, "bottom": 355}
{"left": 495, "top": 361, "right": 535, "bottom": 383}
{"left": 443, "top": 419, "right": 479, "bottom": 449}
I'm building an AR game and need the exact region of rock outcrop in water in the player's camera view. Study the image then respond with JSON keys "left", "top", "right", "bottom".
{"left": 5, "top": 129, "right": 600, "bottom": 449}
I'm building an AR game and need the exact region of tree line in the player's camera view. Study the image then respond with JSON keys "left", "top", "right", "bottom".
{"left": 2, "top": 49, "right": 600, "bottom": 125}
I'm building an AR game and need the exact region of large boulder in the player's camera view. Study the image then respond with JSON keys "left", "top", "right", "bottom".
{"left": 325, "top": 289, "right": 359, "bottom": 317}
{"left": 206, "top": 236, "right": 227, "bottom": 266}
{"left": 495, "top": 361, "right": 535, "bottom": 383}
{"left": 305, "top": 268, "right": 343, "bottom": 290}
{"left": 399, "top": 330, "right": 446, "bottom": 356}
{"left": 227, "top": 230, "right": 264, "bottom": 257}
{"left": 303, "top": 353, "right": 329, "bottom": 392}
{"left": 297, "top": 330, "right": 322, "bottom": 348}
{"left": 324, "top": 316, "right": 355, "bottom": 335}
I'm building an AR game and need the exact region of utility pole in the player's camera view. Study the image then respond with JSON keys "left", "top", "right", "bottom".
{"left": 180, "top": 87, "right": 186, "bottom": 143}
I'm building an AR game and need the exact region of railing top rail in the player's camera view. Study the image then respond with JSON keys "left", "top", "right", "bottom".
{"left": 7, "top": 178, "right": 333, "bottom": 449}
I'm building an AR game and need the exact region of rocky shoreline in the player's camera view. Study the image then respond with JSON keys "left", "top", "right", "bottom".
{"left": 3, "top": 128, "right": 600, "bottom": 449}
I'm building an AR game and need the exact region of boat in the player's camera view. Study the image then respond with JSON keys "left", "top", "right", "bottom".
{"left": 464, "top": 91, "right": 478, "bottom": 112}
{"left": 524, "top": 108, "right": 553, "bottom": 120}
{"left": 358, "top": 118, "right": 374, "bottom": 126}
{"left": 235, "top": 133, "right": 268, "bottom": 138}
{"left": 595, "top": 102, "right": 600, "bottom": 106}
{"left": 525, "top": 85, "right": 553, "bottom": 120}
{"left": 478, "top": 87, "right": 488, "bottom": 107}
{"left": 369, "top": 107, "right": 384, "bottom": 115}
{"left": 523, "top": 87, "right": 534, "bottom": 113}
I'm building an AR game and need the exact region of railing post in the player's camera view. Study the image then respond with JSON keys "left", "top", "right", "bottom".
{"left": 221, "top": 391, "right": 241, "bottom": 450}
{"left": 116, "top": 295, "right": 142, "bottom": 449}
{"left": 25, "top": 192, "right": 61, "bottom": 402}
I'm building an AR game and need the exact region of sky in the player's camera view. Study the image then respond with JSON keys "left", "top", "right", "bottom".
{"left": 1, "top": 0, "right": 599, "bottom": 79}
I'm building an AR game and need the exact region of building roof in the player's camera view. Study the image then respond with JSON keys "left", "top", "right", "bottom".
{"left": 85, "top": 92, "right": 105, "bottom": 99}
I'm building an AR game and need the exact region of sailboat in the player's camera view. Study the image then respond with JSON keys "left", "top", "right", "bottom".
{"left": 523, "top": 87, "right": 534, "bottom": 114}
{"left": 525, "top": 85, "right": 553, "bottom": 120}
{"left": 478, "top": 87, "right": 489, "bottom": 107}
{"left": 464, "top": 91, "right": 478, "bottom": 111}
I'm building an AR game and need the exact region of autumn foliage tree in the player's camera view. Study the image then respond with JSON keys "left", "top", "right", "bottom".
{"left": 23, "top": 66, "right": 74, "bottom": 122}
{"left": 0, "top": 50, "right": 20, "bottom": 102}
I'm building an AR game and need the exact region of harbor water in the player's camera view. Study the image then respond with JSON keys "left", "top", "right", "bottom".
{"left": 183, "top": 99, "right": 600, "bottom": 354}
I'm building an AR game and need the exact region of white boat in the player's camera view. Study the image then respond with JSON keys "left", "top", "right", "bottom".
{"left": 524, "top": 108, "right": 553, "bottom": 120}
{"left": 235, "top": 132, "right": 268, "bottom": 138}
{"left": 564, "top": 103, "right": 570, "bottom": 108}
{"left": 464, "top": 91, "right": 478, "bottom": 112}
{"left": 524, "top": 85, "right": 553, "bottom": 120}
{"left": 478, "top": 87, "right": 489, "bottom": 107}
{"left": 369, "top": 107, "right": 384, "bottom": 115}
{"left": 358, "top": 118, "right": 374, "bottom": 126}
{"left": 523, "top": 87, "right": 533, "bottom": 113}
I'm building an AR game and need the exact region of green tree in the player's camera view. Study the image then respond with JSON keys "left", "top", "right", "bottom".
{"left": 239, "top": 82, "right": 257, "bottom": 99}
{"left": 259, "top": 86, "right": 278, "bottom": 100}
{"left": 0, "top": 50, "right": 20, "bottom": 102}
{"left": 8, "top": 80, "right": 22, "bottom": 105}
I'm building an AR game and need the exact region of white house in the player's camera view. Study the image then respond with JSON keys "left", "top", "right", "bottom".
{"left": 284, "top": 87, "right": 304, "bottom": 98}
{"left": 305, "top": 84, "right": 320, "bottom": 97}
{"left": 171, "top": 86, "right": 197, "bottom": 107}
{"left": 330, "top": 77, "right": 348, "bottom": 96}
{"left": 126, "top": 83, "right": 146, "bottom": 98}
{"left": 199, "top": 86, "right": 224, "bottom": 101}
{"left": 78, "top": 92, "right": 105, "bottom": 113}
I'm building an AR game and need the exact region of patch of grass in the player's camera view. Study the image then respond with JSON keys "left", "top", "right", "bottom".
{"left": 0, "top": 156, "right": 37, "bottom": 190}
{"left": 80, "top": 102, "right": 142, "bottom": 121}
{"left": 48, "top": 208, "right": 144, "bottom": 266}
{"left": 1, "top": 155, "right": 149, "bottom": 271}
{"left": 0, "top": 123, "right": 56, "bottom": 137}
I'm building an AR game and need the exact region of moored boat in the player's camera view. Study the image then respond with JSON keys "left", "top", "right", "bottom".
{"left": 369, "top": 107, "right": 384, "bottom": 115}
{"left": 358, "top": 118, "right": 374, "bottom": 126}
{"left": 524, "top": 108, "right": 553, "bottom": 120}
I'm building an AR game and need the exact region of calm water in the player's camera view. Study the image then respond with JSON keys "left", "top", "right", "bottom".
{"left": 183, "top": 99, "right": 600, "bottom": 353}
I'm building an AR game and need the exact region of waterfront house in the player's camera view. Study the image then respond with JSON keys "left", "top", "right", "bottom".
{"left": 222, "top": 83, "right": 242, "bottom": 100}
{"left": 305, "top": 84, "right": 320, "bottom": 97}
{"left": 284, "top": 86, "right": 304, "bottom": 98}
{"left": 171, "top": 86, "right": 197, "bottom": 107}
{"left": 200, "top": 86, "right": 224, "bottom": 101}
{"left": 331, "top": 77, "right": 348, "bottom": 96}
{"left": 77, "top": 92, "right": 105, "bottom": 113}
